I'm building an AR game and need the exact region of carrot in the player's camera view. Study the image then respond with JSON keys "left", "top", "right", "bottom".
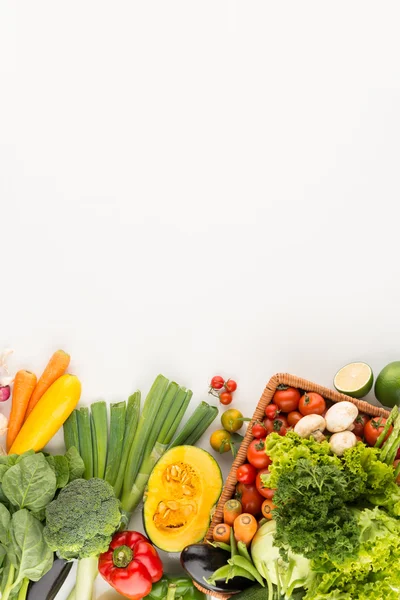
{"left": 212, "top": 523, "right": 231, "bottom": 544}
{"left": 233, "top": 513, "right": 258, "bottom": 546}
{"left": 25, "top": 350, "right": 70, "bottom": 419}
{"left": 6, "top": 370, "right": 37, "bottom": 452}
{"left": 223, "top": 499, "right": 242, "bottom": 526}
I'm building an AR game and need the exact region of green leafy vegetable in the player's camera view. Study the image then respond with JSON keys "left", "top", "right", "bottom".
{"left": 65, "top": 446, "right": 85, "bottom": 482}
{"left": 46, "top": 455, "right": 69, "bottom": 489}
{"left": 2, "top": 454, "right": 57, "bottom": 512}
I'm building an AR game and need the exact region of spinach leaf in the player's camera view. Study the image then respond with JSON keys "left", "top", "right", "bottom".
{"left": 15, "top": 451, "right": 35, "bottom": 464}
{"left": 2, "top": 454, "right": 57, "bottom": 511}
{"left": 46, "top": 456, "right": 69, "bottom": 489}
{"left": 0, "top": 543, "right": 6, "bottom": 568}
{"left": 0, "top": 504, "right": 10, "bottom": 543}
{"left": 9, "top": 509, "right": 53, "bottom": 586}
{"left": 0, "top": 465, "right": 9, "bottom": 481}
{"left": 65, "top": 446, "right": 85, "bottom": 481}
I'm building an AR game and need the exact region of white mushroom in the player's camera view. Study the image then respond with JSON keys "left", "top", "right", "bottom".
{"left": 329, "top": 431, "right": 357, "bottom": 456}
{"left": 324, "top": 401, "right": 358, "bottom": 433}
{"left": 294, "top": 414, "right": 327, "bottom": 441}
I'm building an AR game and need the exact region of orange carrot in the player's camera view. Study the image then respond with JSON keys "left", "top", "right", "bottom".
{"left": 25, "top": 350, "right": 70, "bottom": 418}
{"left": 7, "top": 370, "right": 37, "bottom": 452}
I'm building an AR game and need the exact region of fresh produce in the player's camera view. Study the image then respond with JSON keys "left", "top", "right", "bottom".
{"left": 9, "top": 374, "right": 81, "bottom": 454}
{"left": 352, "top": 413, "right": 369, "bottom": 437}
{"left": 251, "top": 421, "right": 267, "bottom": 439}
{"left": 324, "top": 400, "right": 358, "bottom": 432}
{"left": 112, "top": 392, "right": 141, "bottom": 497}
{"left": 236, "top": 483, "right": 264, "bottom": 516}
{"left": 103, "top": 401, "right": 124, "bottom": 484}
{"left": 374, "top": 360, "right": 400, "bottom": 407}
{"left": 225, "top": 379, "right": 238, "bottom": 393}
{"left": 263, "top": 415, "right": 288, "bottom": 436}
{"left": 210, "top": 429, "right": 231, "bottom": 453}
{"left": 143, "top": 446, "right": 222, "bottom": 552}
{"left": 220, "top": 392, "right": 233, "bottom": 405}
{"left": 293, "top": 414, "right": 326, "bottom": 440}
{"left": 0, "top": 386, "right": 10, "bottom": 402}
{"left": 213, "top": 523, "right": 231, "bottom": 544}
{"left": 168, "top": 400, "right": 218, "bottom": 449}
{"left": 25, "top": 349, "right": 70, "bottom": 418}
{"left": 223, "top": 499, "right": 242, "bottom": 525}
{"left": 334, "top": 361, "right": 374, "bottom": 398}
{"left": 273, "top": 386, "right": 300, "bottom": 412}
{"left": 298, "top": 392, "right": 326, "bottom": 416}
{"left": 221, "top": 409, "right": 245, "bottom": 433}
{"left": 6, "top": 369, "right": 37, "bottom": 451}
{"left": 26, "top": 558, "right": 73, "bottom": 600}
{"left": 76, "top": 407, "right": 93, "bottom": 479}
{"left": 255, "top": 469, "right": 275, "bottom": 499}
{"left": 98, "top": 531, "right": 163, "bottom": 600}
{"left": 210, "top": 376, "right": 225, "bottom": 390}
{"left": 329, "top": 430, "right": 357, "bottom": 455}
{"left": 364, "top": 415, "right": 392, "bottom": 446}
{"left": 143, "top": 575, "right": 206, "bottom": 600}
{"left": 233, "top": 513, "right": 257, "bottom": 546}
{"left": 265, "top": 404, "right": 279, "bottom": 419}
{"left": 209, "top": 375, "right": 238, "bottom": 404}
{"left": 246, "top": 439, "right": 271, "bottom": 469}
{"left": 236, "top": 463, "right": 257, "bottom": 484}
{"left": 261, "top": 499, "right": 276, "bottom": 520}
{"left": 44, "top": 478, "right": 121, "bottom": 600}
{"left": 287, "top": 410, "right": 302, "bottom": 426}
{"left": 91, "top": 400, "right": 108, "bottom": 480}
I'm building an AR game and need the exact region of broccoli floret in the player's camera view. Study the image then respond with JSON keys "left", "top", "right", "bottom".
{"left": 44, "top": 478, "right": 121, "bottom": 600}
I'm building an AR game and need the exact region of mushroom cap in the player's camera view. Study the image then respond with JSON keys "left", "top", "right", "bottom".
{"left": 324, "top": 401, "right": 358, "bottom": 433}
{"left": 329, "top": 431, "right": 357, "bottom": 456}
{"left": 294, "top": 414, "right": 326, "bottom": 437}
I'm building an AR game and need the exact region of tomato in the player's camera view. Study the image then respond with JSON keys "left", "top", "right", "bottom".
{"left": 219, "top": 392, "right": 233, "bottom": 405}
{"left": 225, "top": 379, "right": 237, "bottom": 393}
{"left": 236, "top": 463, "right": 257, "bottom": 485}
{"left": 210, "top": 376, "right": 225, "bottom": 390}
{"left": 265, "top": 404, "right": 279, "bottom": 419}
{"left": 355, "top": 435, "right": 363, "bottom": 442}
{"left": 210, "top": 429, "right": 231, "bottom": 453}
{"left": 247, "top": 438, "right": 272, "bottom": 469}
{"left": 236, "top": 482, "right": 264, "bottom": 516}
{"left": 287, "top": 411, "right": 303, "bottom": 427}
{"left": 298, "top": 392, "right": 326, "bottom": 416}
{"left": 261, "top": 499, "right": 276, "bottom": 520}
{"left": 252, "top": 421, "right": 267, "bottom": 439}
{"left": 352, "top": 414, "right": 369, "bottom": 437}
{"left": 256, "top": 468, "right": 276, "bottom": 499}
{"left": 273, "top": 386, "right": 301, "bottom": 412}
{"left": 263, "top": 415, "right": 288, "bottom": 436}
{"left": 364, "top": 417, "right": 393, "bottom": 446}
{"left": 221, "top": 409, "right": 243, "bottom": 433}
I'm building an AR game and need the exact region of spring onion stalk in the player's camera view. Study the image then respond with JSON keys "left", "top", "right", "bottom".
{"left": 380, "top": 414, "right": 400, "bottom": 464}
{"left": 181, "top": 405, "right": 218, "bottom": 446}
{"left": 104, "top": 401, "right": 126, "bottom": 486}
{"left": 168, "top": 402, "right": 218, "bottom": 449}
{"left": 121, "top": 386, "right": 191, "bottom": 513}
{"left": 90, "top": 401, "right": 108, "bottom": 479}
{"left": 122, "top": 375, "right": 170, "bottom": 501}
{"left": 113, "top": 391, "right": 141, "bottom": 498}
{"left": 63, "top": 411, "right": 80, "bottom": 452}
{"left": 76, "top": 407, "right": 93, "bottom": 479}
{"left": 375, "top": 406, "right": 399, "bottom": 448}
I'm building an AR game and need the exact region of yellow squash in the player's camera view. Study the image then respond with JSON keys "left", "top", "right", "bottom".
{"left": 9, "top": 374, "right": 81, "bottom": 454}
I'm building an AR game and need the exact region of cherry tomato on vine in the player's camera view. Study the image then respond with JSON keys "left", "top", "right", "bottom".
{"left": 219, "top": 391, "right": 233, "bottom": 405}
{"left": 210, "top": 376, "right": 225, "bottom": 390}
{"left": 225, "top": 379, "right": 237, "bottom": 393}
{"left": 298, "top": 392, "right": 326, "bottom": 416}
{"left": 287, "top": 411, "right": 303, "bottom": 427}
{"left": 352, "top": 414, "right": 369, "bottom": 438}
{"left": 236, "top": 463, "right": 257, "bottom": 485}
{"left": 265, "top": 403, "right": 279, "bottom": 419}
{"left": 252, "top": 421, "right": 267, "bottom": 439}
{"left": 256, "top": 468, "right": 276, "bottom": 499}
{"left": 236, "top": 482, "right": 264, "bottom": 516}
{"left": 263, "top": 415, "right": 288, "bottom": 436}
{"left": 273, "top": 386, "right": 301, "bottom": 413}
{"left": 247, "top": 438, "right": 271, "bottom": 469}
{"left": 364, "top": 417, "right": 392, "bottom": 446}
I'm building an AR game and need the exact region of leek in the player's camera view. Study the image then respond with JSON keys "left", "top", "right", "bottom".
{"left": 113, "top": 391, "right": 141, "bottom": 498}
{"left": 90, "top": 401, "right": 108, "bottom": 479}
{"left": 168, "top": 402, "right": 215, "bottom": 449}
{"left": 76, "top": 407, "right": 93, "bottom": 479}
{"left": 180, "top": 405, "right": 218, "bottom": 446}
{"left": 63, "top": 411, "right": 80, "bottom": 452}
{"left": 104, "top": 401, "right": 126, "bottom": 486}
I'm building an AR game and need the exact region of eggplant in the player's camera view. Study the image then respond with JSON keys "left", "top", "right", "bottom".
{"left": 27, "top": 556, "right": 73, "bottom": 600}
{"left": 180, "top": 543, "right": 254, "bottom": 594}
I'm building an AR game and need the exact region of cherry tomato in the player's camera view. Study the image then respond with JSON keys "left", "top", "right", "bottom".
{"left": 221, "top": 409, "right": 243, "bottom": 433}
{"left": 219, "top": 392, "right": 233, "bottom": 405}
{"left": 265, "top": 403, "right": 279, "bottom": 419}
{"left": 247, "top": 438, "right": 272, "bottom": 469}
{"left": 261, "top": 499, "right": 276, "bottom": 520}
{"left": 298, "top": 392, "right": 326, "bottom": 416}
{"left": 263, "top": 415, "right": 288, "bottom": 436}
{"left": 355, "top": 435, "right": 363, "bottom": 442}
{"left": 364, "top": 417, "right": 393, "bottom": 447}
{"left": 251, "top": 421, "right": 267, "bottom": 439}
{"left": 210, "top": 376, "right": 225, "bottom": 390}
{"left": 236, "top": 482, "right": 264, "bottom": 516}
{"left": 210, "top": 429, "right": 231, "bottom": 453}
{"left": 256, "top": 468, "right": 276, "bottom": 499}
{"left": 236, "top": 463, "right": 257, "bottom": 485}
{"left": 352, "top": 414, "right": 369, "bottom": 438}
{"left": 225, "top": 379, "right": 237, "bottom": 393}
{"left": 287, "top": 411, "right": 303, "bottom": 427}
{"left": 273, "top": 386, "right": 301, "bottom": 413}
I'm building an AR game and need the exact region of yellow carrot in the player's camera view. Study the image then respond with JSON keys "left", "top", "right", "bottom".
{"left": 6, "top": 370, "right": 37, "bottom": 452}
{"left": 25, "top": 350, "right": 70, "bottom": 419}
{"left": 9, "top": 374, "right": 81, "bottom": 454}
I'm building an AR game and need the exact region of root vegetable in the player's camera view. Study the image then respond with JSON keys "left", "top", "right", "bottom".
{"left": 329, "top": 431, "right": 357, "bottom": 456}
{"left": 294, "top": 414, "right": 326, "bottom": 441}
{"left": 325, "top": 401, "right": 358, "bottom": 433}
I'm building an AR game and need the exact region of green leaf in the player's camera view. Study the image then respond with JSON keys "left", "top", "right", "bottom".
{"left": 2, "top": 454, "right": 57, "bottom": 511}
{"left": 46, "top": 456, "right": 69, "bottom": 489}
{"left": 65, "top": 446, "right": 85, "bottom": 482}
{"left": 230, "top": 433, "right": 244, "bottom": 444}
{"left": 0, "top": 504, "right": 10, "bottom": 544}
{"left": 0, "top": 465, "right": 9, "bottom": 482}
{"left": 15, "top": 451, "right": 35, "bottom": 464}
{"left": 0, "top": 544, "right": 6, "bottom": 568}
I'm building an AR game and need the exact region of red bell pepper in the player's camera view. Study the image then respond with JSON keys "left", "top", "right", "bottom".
{"left": 98, "top": 531, "right": 163, "bottom": 600}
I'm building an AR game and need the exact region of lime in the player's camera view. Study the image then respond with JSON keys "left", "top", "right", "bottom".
{"left": 333, "top": 362, "right": 373, "bottom": 398}
{"left": 374, "top": 361, "right": 400, "bottom": 408}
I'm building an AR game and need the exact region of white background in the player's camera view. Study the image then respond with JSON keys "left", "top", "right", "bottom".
{"left": 1, "top": 2, "right": 400, "bottom": 598}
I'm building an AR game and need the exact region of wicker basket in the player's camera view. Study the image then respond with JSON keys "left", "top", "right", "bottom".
{"left": 194, "top": 372, "right": 390, "bottom": 599}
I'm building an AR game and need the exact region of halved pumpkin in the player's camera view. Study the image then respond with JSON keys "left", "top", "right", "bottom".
{"left": 144, "top": 445, "right": 223, "bottom": 552}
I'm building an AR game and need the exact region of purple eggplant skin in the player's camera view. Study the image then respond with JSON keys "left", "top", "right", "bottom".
{"left": 27, "top": 557, "right": 73, "bottom": 600}
{"left": 180, "top": 543, "right": 254, "bottom": 594}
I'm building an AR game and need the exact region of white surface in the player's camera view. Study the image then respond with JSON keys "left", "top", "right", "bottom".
{"left": 1, "top": 2, "right": 400, "bottom": 598}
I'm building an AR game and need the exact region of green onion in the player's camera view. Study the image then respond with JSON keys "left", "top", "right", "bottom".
{"left": 76, "top": 407, "right": 93, "bottom": 479}
{"left": 63, "top": 411, "right": 80, "bottom": 452}
{"left": 90, "top": 401, "right": 108, "bottom": 479}
{"left": 113, "top": 391, "right": 141, "bottom": 498}
{"left": 104, "top": 401, "right": 126, "bottom": 487}
{"left": 168, "top": 402, "right": 218, "bottom": 449}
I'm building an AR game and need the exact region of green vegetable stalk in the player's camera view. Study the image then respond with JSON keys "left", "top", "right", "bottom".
{"left": 113, "top": 391, "right": 141, "bottom": 498}
{"left": 91, "top": 401, "right": 108, "bottom": 479}
{"left": 63, "top": 411, "right": 80, "bottom": 452}
{"left": 104, "top": 401, "right": 126, "bottom": 486}
{"left": 76, "top": 407, "right": 93, "bottom": 479}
